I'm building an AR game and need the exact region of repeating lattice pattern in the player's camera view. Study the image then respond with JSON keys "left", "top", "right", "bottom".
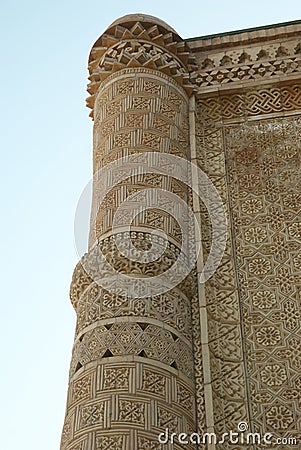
{"left": 196, "top": 105, "right": 249, "bottom": 442}
{"left": 62, "top": 361, "right": 196, "bottom": 450}
{"left": 225, "top": 117, "right": 301, "bottom": 444}
{"left": 196, "top": 83, "right": 301, "bottom": 448}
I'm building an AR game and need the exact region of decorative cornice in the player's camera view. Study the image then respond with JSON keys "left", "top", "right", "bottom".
{"left": 192, "top": 40, "right": 301, "bottom": 90}
{"left": 87, "top": 15, "right": 197, "bottom": 118}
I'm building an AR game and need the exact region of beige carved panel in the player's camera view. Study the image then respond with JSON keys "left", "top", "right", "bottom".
{"left": 195, "top": 101, "right": 249, "bottom": 441}
{"left": 225, "top": 115, "right": 301, "bottom": 444}
{"left": 196, "top": 82, "right": 301, "bottom": 447}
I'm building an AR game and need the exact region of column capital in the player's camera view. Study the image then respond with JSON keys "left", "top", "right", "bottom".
{"left": 86, "top": 14, "right": 197, "bottom": 117}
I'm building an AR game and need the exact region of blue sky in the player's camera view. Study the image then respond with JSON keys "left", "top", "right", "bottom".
{"left": 0, "top": 1, "right": 300, "bottom": 448}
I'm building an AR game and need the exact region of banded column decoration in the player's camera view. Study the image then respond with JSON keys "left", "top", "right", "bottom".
{"left": 60, "top": 15, "right": 202, "bottom": 450}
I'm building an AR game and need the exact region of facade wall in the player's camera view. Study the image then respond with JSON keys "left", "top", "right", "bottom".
{"left": 196, "top": 84, "right": 301, "bottom": 448}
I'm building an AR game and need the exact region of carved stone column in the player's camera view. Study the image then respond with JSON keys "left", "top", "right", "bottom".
{"left": 60, "top": 15, "right": 201, "bottom": 450}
